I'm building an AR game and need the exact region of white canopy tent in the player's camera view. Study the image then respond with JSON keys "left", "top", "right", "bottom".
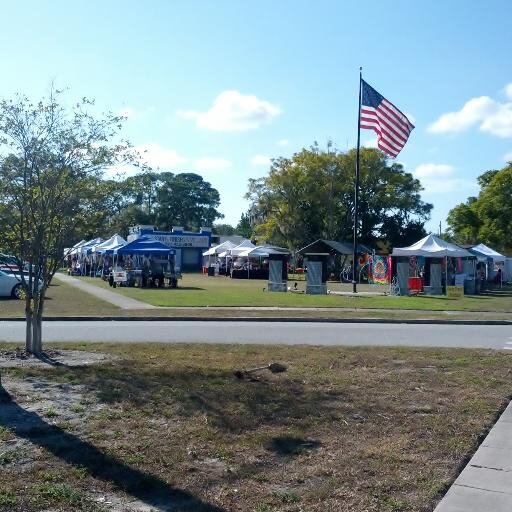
{"left": 469, "top": 243, "right": 507, "bottom": 285}
{"left": 469, "top": 243, "right": 506, "bottom": 263}
{"left": 238, "top": 246, "right": 290, "bottom": 258}
{"left": 68, "top": 240, "right": 87, "bottom": 256}
{"left": 79, "top": 238, "right": 104, "bottom": 255}
{"left": 392, "top": 234, "right": 472, "bottom": 258}
{"left": 233, "top": 245, "right": 290, "bottom": 279}
{"left": 202, "top": 240, "right": 237, "bottom": 257}
{"left": 92, "top": 234, "right": 127, "bottom": 254}
{"left": 229, "top": 240, "right": 256, "bottom": 256}
{"left": 392, "top": 234, "right": 475, "bottom": 296}
{"left": 90, "top": 235, "right": 127, "bottom": 277}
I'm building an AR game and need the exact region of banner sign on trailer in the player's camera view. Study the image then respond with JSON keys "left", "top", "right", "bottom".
{"left": 149, "top": 234, "right": 209, "bottom": 248}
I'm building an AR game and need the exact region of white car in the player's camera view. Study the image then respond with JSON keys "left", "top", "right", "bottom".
{"left": 0, "top": 269, "right": 25, "bottom": 298}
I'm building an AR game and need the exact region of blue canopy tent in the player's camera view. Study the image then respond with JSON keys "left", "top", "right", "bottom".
{"left": 112, "top": 237, "right": 177, "bottom": 288}
{"left": 114, "top": 236, "right": 174, "bottom": 256}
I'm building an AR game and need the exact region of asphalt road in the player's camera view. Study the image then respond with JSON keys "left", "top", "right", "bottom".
{"left": 0, "top": 321, "right": 512, "bottom": 350}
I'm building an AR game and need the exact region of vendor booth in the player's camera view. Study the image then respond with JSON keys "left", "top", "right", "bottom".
{"left": 202, "top": 240, "right": 237, "bottom": 275}
{"left": 392, "top": 234, "right": 475, "bottom": 296}
{"left": 68, "top": 238, "right": 104, "bottom": 276}
{"left": 66, "top": 240, "right": 86, "bottom": 274}
{"left": 297, "top": 240, "right": 374, "bottom": 291}
{"left": 222, "top": 240, "right": 256, "bottom": 278}
{"left": 237, "top": 246, "right": 290, "bottom": 289}
{"left": 113, "top": 236, "right": 177, "bottom": 288}
{"left": 467, "top": 243, "right": 507, "bottom": 288}
{"left": 91, "top": 234, "right": 127, "bottom": 278}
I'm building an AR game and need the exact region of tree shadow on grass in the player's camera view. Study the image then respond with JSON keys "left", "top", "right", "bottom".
{"left": 0, "top": 399, "right": 226, "bottom": 512}
{"left": 35, "top": 351, "right": 66, "bottom": 367}
{"left": 67, "top": 364, "right": 347, "bottom": 434}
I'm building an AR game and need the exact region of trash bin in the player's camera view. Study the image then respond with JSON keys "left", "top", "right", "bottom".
{"left": 464, "top": 278, "right": 476, "bottom": 295}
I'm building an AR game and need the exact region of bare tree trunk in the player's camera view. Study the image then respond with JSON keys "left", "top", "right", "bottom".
{"left": 25, "top": 294, "right": 34, "bottom": 354}
{"left": 32, "top": 289, "right": 45, "bottom": 355}
{"left": 32, "top": 293, "right": 43, "bottom": 356}
{"left": 33, "top": 311, "right": 43, "bottom": 355}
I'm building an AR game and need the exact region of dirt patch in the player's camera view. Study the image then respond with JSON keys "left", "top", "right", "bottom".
{"left": 0, "top": 373, "right": 166, "bottom": 512}
{"left": 0, "top": 348, "right": 117, "bottom": 368}
{"left": 0, "top": 350, "right": 158, "bottom": 512}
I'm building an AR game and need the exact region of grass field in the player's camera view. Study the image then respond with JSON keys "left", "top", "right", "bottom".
{"left": 79, "top": 274, "right": 512, "bottom": 312}
{"left": 0, "top": 281, "right": 120, "bottom": 317}
{"left": 0, "top": 276, "right": 510, "bottom": 320}
{"left": 1, "top": 343, "right": 511, "bottom": 511}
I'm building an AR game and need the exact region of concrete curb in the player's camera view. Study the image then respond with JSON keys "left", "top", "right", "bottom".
{"left": 1, "top": 316, "right": 511, "bottom": 325}
{"left": 433, "top": 396, "right": 512, "bottom": 511}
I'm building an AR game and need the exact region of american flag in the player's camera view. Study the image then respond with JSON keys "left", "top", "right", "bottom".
{"left": 360, "top": 79, "right": 414, "bottom": 157}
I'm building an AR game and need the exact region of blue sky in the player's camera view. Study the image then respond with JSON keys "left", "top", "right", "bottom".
{"left": 1, "top": 1, "right": 511, "bottom": 233}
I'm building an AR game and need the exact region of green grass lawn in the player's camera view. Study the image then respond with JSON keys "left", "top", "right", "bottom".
{"left": 0, "top": 275, "right": 509, "bottom": 319}
{"left": 79, "top": 274, "right": 512, "bottom": 312}
{"left": 0, "top": 281, "right": 120, "bottom": 318}
{"left": 1, "top": 343, "right": 511, "bottom": 512}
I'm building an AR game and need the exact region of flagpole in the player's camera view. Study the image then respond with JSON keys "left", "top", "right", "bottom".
{"left": 352, "top": 67, "right": 363, "bottom": 293}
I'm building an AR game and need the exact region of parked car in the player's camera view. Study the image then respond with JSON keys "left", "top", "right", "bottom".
{"left": 0, "top": 269, "right": 25, "bottom": 298}
{"left": 0, "top": 268, "right": 43, "bottom": 299}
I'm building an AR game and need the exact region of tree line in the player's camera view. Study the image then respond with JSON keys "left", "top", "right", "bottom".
{"left": 447, "top": 164, "right": 512, "bottom": 253}
{"left": 245, "top": 144, "right": 432, "bottom": 250}
{"left": 84, "top": 171, "right": 225, "bottom": 239}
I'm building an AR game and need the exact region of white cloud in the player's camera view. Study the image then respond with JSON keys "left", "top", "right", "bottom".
{"left": 480, "top": 103, "right": 512, "bottom": 137}
{"left": 135, "top": 142, "right": 188, "bottom": 169}
{"left": 194, "top": 157, "right": 232, "bottom": 171}
{"left": 178, "top": 90, "right": 282, "bottom": 131}
{"left": 277, "top": 139, "right": 289, "bottom": 146}
{"left": 250, "top": 154, "right": 271, "bottom": 166}
{"left": 428, "top": 89, "right": 512, "bottom": 138}
{"left": 503, "top": 151, "right": 512, "bottom": 162}
{"left": 428, "top": 97, "right": 498, "bottom": 133}
{"left": 414, "top": 163, "right": 454, "bottom": 178}
{"left": 413, "top": 163, "right": 476, "bottom": 195}
{"left": 362, "top": 137, "right": 378, "bottom": 148}
{"left": 505, "top": 83, "right": 512, "bottom": 100}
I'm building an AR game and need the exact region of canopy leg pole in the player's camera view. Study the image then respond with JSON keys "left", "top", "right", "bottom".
{"left": 445, "top": 256, "right": 448, "bottom": 296}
